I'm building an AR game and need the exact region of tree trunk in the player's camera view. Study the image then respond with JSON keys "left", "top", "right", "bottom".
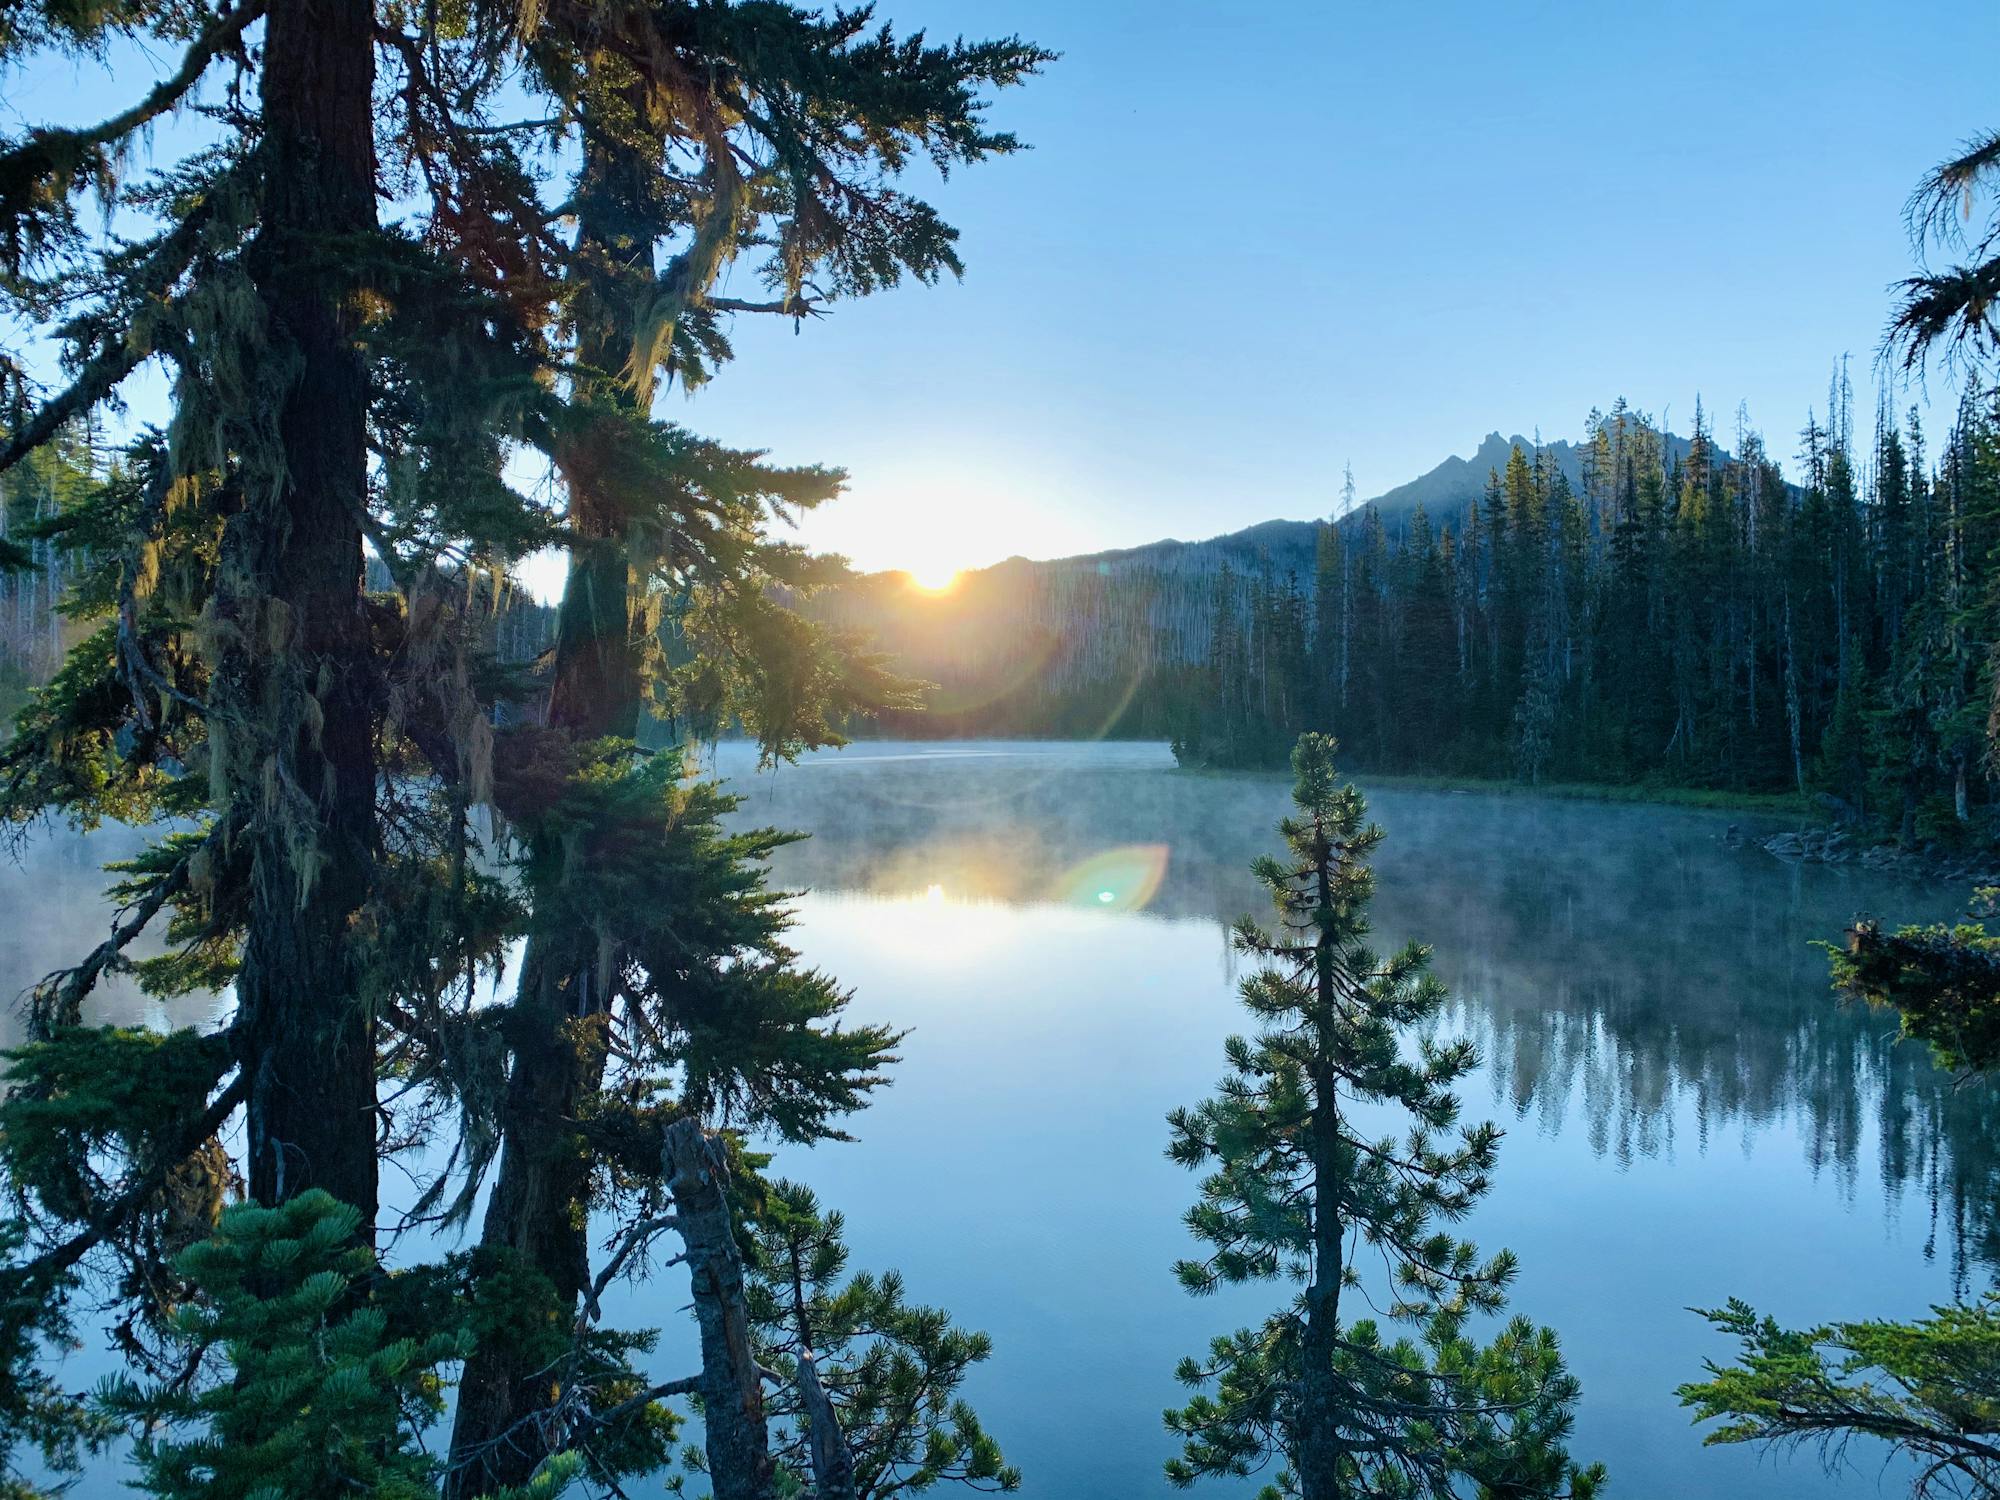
{"left": 225, "top": 0, "right": 380, "bottom": 1233}
{"left": 447, "top": 118, "right": 650, "bottom": 1495}
{"left": 797, "top": 1348, "right": 858, "bottom": 1500}
{"left": 787, "top": 1254, "right": 859, "bottom": 1500}
{"left": 665, "top": 1119, "right": 775, "bottom": 1500}
{"left": 1294, "top": 839, "right": 1346, "bottom": 1500}
{"left": 443, "top": 939, "right": 609, "bottom": 1497}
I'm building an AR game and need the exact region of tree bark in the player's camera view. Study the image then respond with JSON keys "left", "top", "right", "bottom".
{"left": 225, "top": 0, "right": 380, "bottom": 1234}
{"left": 797, "top": 1346, "right": 859, "bottom": 1500}
{"left": 447, "top": 113, "right": 652, "bottom": 1495}
{"left": 665, "top": 1119, "right": 775, "bottom": 1500}
{"left": 444, "top": 939, "right": 610, "bottom": 1497}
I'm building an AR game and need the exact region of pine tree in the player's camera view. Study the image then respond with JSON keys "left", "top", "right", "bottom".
{"left": 0, "top": 0, "right": 569, "bottom": 1286}
{"left": 1164, "top": 734, "right": 1601, "bottom": 1500}
{"left": 1887, "top": 129, "right": 2000, "bottom": 376}
{"left": 443, "top": 740, "right": 905, "bottom": 1496}
{"left": 745, "top": 1180, "right": 1020, "bottom": 1499}
{"left": 1682, "top": 897, "right": 2000, "bottom": 1497}
{"left": 1682, "top": 1296, "right": 2000, "bottom": 1500}
{"left": 0, "top": 1223, "right": 111, "bottom": 1498}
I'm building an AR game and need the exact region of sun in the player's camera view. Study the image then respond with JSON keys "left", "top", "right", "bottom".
{"left": 905, "top": 562, "right": 962, "bottom": 594}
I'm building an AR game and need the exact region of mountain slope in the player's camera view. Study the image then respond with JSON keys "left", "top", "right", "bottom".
{"left": 814, "top": 426, "right": 1717, "bottom": 737}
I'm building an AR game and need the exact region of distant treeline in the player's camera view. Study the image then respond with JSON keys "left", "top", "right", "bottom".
{"left": 20, "top": 387, "right": 1992, "bottom": 851}
{"left": 1176, "top": 390, "right": 1999, "bottom": 846}
{"left": 0, "top": 429, "right": 94, "bottom": 723}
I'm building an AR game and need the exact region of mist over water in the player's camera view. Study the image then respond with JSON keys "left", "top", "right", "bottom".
{"left": 1, "top": 740, "right": 1985, "bottom": 1497}
{"left": 717, "top": 740, "right": 1979, "bottom": 1499}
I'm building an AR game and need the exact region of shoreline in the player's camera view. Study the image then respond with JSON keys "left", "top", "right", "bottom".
{"left": 1169, "top": 760, "right": 1822, "bottom": 819}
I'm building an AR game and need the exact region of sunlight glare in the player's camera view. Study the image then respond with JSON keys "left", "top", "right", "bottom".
{"left": 1051, "top": 845, "right": 1171, "bottom": 914}
{"left": 906, "top": 563, "right": 962, "bottom": 594}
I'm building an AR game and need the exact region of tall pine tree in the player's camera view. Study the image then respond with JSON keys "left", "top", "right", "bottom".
{"left": 1165, "top": 734, "right": 1600, "bottom": 1500}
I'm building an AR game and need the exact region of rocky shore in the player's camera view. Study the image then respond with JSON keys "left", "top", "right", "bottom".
{"left": 1727, "top": 822, "right": 2000, "bottom": 886}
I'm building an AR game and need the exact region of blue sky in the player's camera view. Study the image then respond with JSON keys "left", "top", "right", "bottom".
{"left": 675, "top": 0, "right": 1998, "bottom": 576}
{"left": 7, "top": 0, "right": 1995, "bottom": 580}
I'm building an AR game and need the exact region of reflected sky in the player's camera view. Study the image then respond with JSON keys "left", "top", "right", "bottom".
{"left": 715, "top": 740, "right": 1980, "bottom": 1499}
{"left": 1, "top": 741, "right": 1986, "bottom": 1498}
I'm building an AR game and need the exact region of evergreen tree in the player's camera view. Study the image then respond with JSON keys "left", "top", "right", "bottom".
{"left": 445, "top": 12, "right": 1050, "bottom": 1486}
{"left": 0, "top": 1222, "right": 109, "bottom": 1498}
{"left": 96, "top": 1190, "right": 579, "bottom": 1500}
{"left": 1164, "top": 734, "right": 1601, "bottom": 1500}
{"left": 1162, "top": 389, "right": 2000, "bottom": 830}
{"left": 1682, "top": 1297, "right": 2000, "bottom": 1500}
{"left": 745, "top": 1180, "right": 1020, "bottom": 1499}
{"left": 0, "top": 7, "right": 1051, "bottom": 1497}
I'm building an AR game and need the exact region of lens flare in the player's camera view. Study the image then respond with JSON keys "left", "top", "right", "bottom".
{"left": 1049, "top": 843, "right": 1169, "bottom": 913}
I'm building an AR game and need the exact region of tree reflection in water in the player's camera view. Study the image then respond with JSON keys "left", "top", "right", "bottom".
{"left": 721, "top": 742, "right": 1991, "bottom": 1282}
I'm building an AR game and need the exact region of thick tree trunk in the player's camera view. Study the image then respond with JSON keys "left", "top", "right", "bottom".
{"left": 225, "top": 0, "right": 380, "bottom": 1232}
{"left": 447, "top": 123, "right": 650, "bottom": 1495}
{"left": 444, "top": 938, "right": 610, "bottom": 1497}
{"left": 665, "top": 1119, "right": 774, "bottom": 1500}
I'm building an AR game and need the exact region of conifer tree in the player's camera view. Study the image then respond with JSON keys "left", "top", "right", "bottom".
{"left": 1682, "top": 912, "right": 2000, "bottom": 1496}
{"left": 443, "top": 11, "right": 1051, "bottom": 1487}
{"left": 0, "top": 1223, "right": 109, "bottom": 1498}
{"left": 0, "top": 8, "right": 1050, "bottom": 1498}
{"left": 1681, "top": 1296, "right": 2000, "bottom": 1500}
{"left": 1165, "top": 733, "right": 1601, "bottom": 1500}
{"left": 0, "top": 0, "right": 567, "bottom": 1277}
{"left": 95, "top": 1190, "right": 580, "bottom": 1500}
{"left": 1681, "top": 129, "right": 2000, "bottom": 1497}
{"left": 441, "top": 739, "right": 904, "bottom": 1495}
{"left": 745, "top": 1180, "right": 1020, "bottom": 1500}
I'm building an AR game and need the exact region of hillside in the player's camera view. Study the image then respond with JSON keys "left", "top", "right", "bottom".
{"left": 812, "top": 426, "right": 1711, "bottom": 737}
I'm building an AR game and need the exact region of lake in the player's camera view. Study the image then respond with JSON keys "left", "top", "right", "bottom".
{"left": 2, "top": 739, "right": 1987, "bottom": 1498}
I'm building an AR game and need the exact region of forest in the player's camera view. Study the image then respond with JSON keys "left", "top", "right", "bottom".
{"left": 1, "top": 1, "right": 1999, "bottom": 1499}
{"left": 1175, "top": 388, "right": 1999, "bottom": 837}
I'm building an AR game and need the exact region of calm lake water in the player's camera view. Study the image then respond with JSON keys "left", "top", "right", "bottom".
{"left": 2, "top": 739, "right": 1988, "bottom": 1498}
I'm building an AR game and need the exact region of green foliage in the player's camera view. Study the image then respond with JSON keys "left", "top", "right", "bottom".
{"left": 1166, "top": 1312, "right": 1594, "bottom": 1500}
{"left": 499, "top": 737, "right": 902, "bottom": 1143}
{"left": 0, "top": 1223, "right": 112, "bottom": 1497}
{"left": 0, "top": 621, "right": 196, "bottom": 836}
{"left": 1, "top": 5, "right": 1046, "bottom": 1496}
{"left": 747, "top": 1180, "right": 1019, "bottom": 1498}
{"left": 1888, "top": 129, "right": 2000, "bottom": 376}
{"left": 1831, "top": 901, "right": 2000, "bottom": 1077}
{"left": 97, "top": 1191, "right": 456, "bottom": 1500}
{"left": 1166, "top": 735, "right": 1600, "bottom": 1500}
{"left": 0, "top": 1026, "right": 231, "bottom": 1227}
{"left": 1165, "top": 390, "right": 2000, "bottom": 851}
{"left": 91, "top": 1190, "right": 585, "bottom": 1500}
{"left": 1681, "top": 1296, "right": 2000, "bottom": 1498}
{"left": 1812, "top": 661, "right": 1873, "bottom": 812}
{"left": 387, "top": 1246, "right": 682, "bottom": 1487}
